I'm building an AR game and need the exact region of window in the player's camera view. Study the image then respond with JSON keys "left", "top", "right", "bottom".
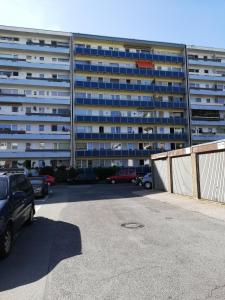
{"left": 11, "top": 143, "right": 18, "bottom": 150}
{"left": 38, "top": 90, "right": 45, "bottom": 96}
{"left": 52, "top": 74, "right": 57, "bottom": 79}
{"left": 39, "top": 107, "right": 45, "bottom": 113}
{"left": 40, "top": 57, "right": 44, "bottom": 61}
{"left": 52, "top": 58, "right": 57, "bottom": 62}
{"left": 39, "top": 143, "right": 45, "bottom": 149}
{"left": 51, "top": 125, "right": 57, "bottom": 131}
{"left": 206, "top": 98, "right": 210, "bottom": 103}
{"left": 39, "top": 74, "right": 44, "bottom": 78}
{"left": 26, "top": 107, "right": 31, "bottom": 113}
{"left": 39, "top": 125, "right": 44, "bottom": 131}
{"left": 12, "top": 124, "right": 17, "bottom": 131}
{"left": 26, "top": 143, "right": 31, "bottom": 150}
{"left": 26, "top": 124, "right": 31, "bottom": 131}
{"left": 196, "top": 98, "right": 201, "bottom": 103}
{"left": 39, "top": 40, "right": 45, "bottom": 46}
{"left": 13, "top": 71, "right": 18, "bottom": 76}
{"left": 204, "top": 69, "right": 209, "bottom": 74}
{"left": 127, "top": 127, "right": 133, "bottom": 134}
{"left": 25, "top": 90, "right": 32, "bottom": 96}
{"left": 12, "top": 106, "right": 18, "bottom": 112}
{"left": 27, "top": 73, "right": 32, "bottom": 77}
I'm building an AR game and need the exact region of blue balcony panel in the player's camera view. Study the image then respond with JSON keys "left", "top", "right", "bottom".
{"left": 0, "top": 95, "right": 70, "bottom": 105}
{"left": 0, "top": 59, "right": 69, "bottom": 70}
{"left": 189, "top": 74, "right": 225, "bottom": 82}
{"left": 75, "top": 133, "right": 187, "bottom": 141}
{"left": 75, "top": 81, "right": 185, "bottom": 94}
{"left": 0, "top": 114, "right": 70, "bottom": 122}
{"left": 192, "top": 120, "right": 225, "bottom": 126}
{"left": 0, "top": 78, "right": 70, "bottom": 88}
{"left": 75, "top": 97, "right": 187, "bottom": 109}
{"left": 0, "top": 151, "right": 70, "bottom": 159}
{"left": 0, "top": 42, "right": 69, "bottom": 54}
{"left": 0, "top": 134, "right": 70, "bottom": 140}
{"left": 75, "top": 149, "right": 163, "bottom": 158}
{"left": 75, "top": 115, "right": 187, "bottom": 125}
{"left": 75, "top": 64, "right": 185, "bottom": 79}
{"left": 190, "top": 88, "right": 225, "bottom": 97}
{"left": 191, "top": 104, "right": 225, "bottom": 111}
{"left": 75, "top": 47, "right": 184, "bottom": 63}
{"left": 192, "top": 135, "right": 225, "bottom": 141}
{"left": 189, "top": 59, "right": 225, "bottom": 68}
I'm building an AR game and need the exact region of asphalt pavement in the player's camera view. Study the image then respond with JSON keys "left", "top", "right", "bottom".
{"left": 1, "top": 183, "right": 225, "bottom": 300}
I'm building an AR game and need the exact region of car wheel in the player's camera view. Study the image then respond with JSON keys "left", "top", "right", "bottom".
{"left": 144, "top": 182, "right": 152, "bottom": 189}
{"left": 111, "top": 179, "right": 116, "bottom": 184}
{"left": 26, "top": 206, "right": 34, "bottom": 225}
{"left": 139, "top": 182, "right": 143, "bottom": 187}
{"left": 0, "top": 226, "right": 12, "bottom": 258}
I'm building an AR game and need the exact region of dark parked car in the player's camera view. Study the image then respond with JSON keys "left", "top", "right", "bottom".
{"left": 67, "top": 173, "right": 98, "bottom": 184}
{"left": 0, "top": 173, "right": 35, "bottom": 258}
{"left": 30, "top": 177, "right": 48, "bottom": 198}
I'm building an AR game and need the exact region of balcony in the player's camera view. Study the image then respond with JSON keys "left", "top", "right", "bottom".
{"left": 0, "top": 77, "right": 70, "bottom": 88}
{"left": 192, "top": 134, "right": 225, "bottom": 141}
{"left": 75, "top": 64, "right": 185, "bottom": 79}
{"left": 75, "top": 132, "right": 187, "bottom": 141}
{"left": 192, "top": 119, "right": 225, "bottom": 126}
{"left": 75, "top": 149, "right": 163, "bottom": 158}
{"left": 189, "top": 74, "right": 225, "bottom": 82}
{"left": 0, "top": 57, "right": 69, "bottom": 70}
{"left": 190, "top": 88, "right": 225, "bottom": 97}
{"left": 191, "top": 104, "right": 225, "bottom": 111}
{"left": 74, "top": 47, "right": 184, "bottom": 63}
{"left": 0, "top": 150, "right": 70, "bottom": 159}
{"left": 75, "top": 81, "right": 185, "bottom": 94}
{"left": 189, "top": 59, "right": 225, "bottom": 68}
{"left": 0, "top": 133, "right": 70, "bottom": 140}
{"left": 74, "top": 97, "right": 187, "bottom": 109}
{"left": 75, "top": 115, "right": 186, "bottom": 125}
{"left": 0, "top": 42, "right": 69, "bottom": 54}
{"left": 0, "top": 95, "right": 70, "bottom": 105}
{"left": 0, "top": 114, "right": 70, "bottom": 122}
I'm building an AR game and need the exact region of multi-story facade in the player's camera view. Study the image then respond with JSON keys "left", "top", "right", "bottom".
{"left": 188, "top": 46, "right": 225, "bottom": 144}
{"left": 0, "top": 26, "right": 189, "bottom": 169}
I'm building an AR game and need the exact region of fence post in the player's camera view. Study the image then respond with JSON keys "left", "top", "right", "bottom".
{"left": 167, "top": 156, "right": 173, "bottom": 193}
{"left": 191, "top": 153, "right": 200, "bottom": 199}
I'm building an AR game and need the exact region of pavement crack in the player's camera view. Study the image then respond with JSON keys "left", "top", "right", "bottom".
{"left": 205, "top": 283, "right": 225, "bottom": 299}
{"left": 99, "top": 264, "right": 161, "bottom": 283}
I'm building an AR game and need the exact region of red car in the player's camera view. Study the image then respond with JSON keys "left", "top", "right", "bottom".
{"left": 107, "top": 169, "right": 137, "bottom": 184}
{"left": 43, "top": 175, "right": 55, "bottom": 186}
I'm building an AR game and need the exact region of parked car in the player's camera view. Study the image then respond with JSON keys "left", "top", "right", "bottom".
{"left": 107, "top": 169, "right": 137, "bottom": 184}
{"left": 141, "top": 173, "right": 153, "bottom": 189}
{"left": 0, "top": 173, "right": 35, "bottom": 258}
{"left": 30, "top": 177, "right": 48, "bottom": 198}
{"left": 67, "top": 173, "right": 98, "bottom": 184}
{"left": 43, "top": 175, "right": 55, "bottom": 186}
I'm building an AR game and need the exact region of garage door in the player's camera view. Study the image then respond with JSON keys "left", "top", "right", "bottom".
{"left": 153, "top": 159, "right": 168, "bottom": 191}
{"left": 199, "top": 152, "right": 225, "bottom": 202}
{"left": 172, "top": 156, "right": 192, "bottom": 196}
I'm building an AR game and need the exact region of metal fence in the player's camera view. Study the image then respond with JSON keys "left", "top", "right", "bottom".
{"left": 151, "top": 140, "right": 225, "bottom": 203}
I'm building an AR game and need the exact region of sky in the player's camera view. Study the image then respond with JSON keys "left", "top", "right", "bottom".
{"left": 0, "top": 0, "right": 224, "bottom": 48}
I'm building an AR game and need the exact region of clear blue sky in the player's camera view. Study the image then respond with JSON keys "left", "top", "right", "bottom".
{"left": 0, "top": 0, "right": 224, "bottom": 48}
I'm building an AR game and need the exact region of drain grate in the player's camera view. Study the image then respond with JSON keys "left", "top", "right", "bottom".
{"left": 121, "top": 222, "right": 144, "bottom": 229}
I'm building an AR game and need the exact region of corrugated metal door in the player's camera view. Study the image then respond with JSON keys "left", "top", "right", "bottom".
{"left": 153, "top": 159, "right": 168, "bottom": 191}
{"left": 172, "top": 156, "right": 193, "bottom": 196}
{"left": 199, "top": 152, "right": 225, "bottom": 202}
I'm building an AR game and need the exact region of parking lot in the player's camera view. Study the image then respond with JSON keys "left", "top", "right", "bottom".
{"left": 1, "top": 183, "right": 225, "bottom": 299}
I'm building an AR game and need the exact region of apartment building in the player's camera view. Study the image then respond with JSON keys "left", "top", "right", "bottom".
{"left": 0, "top": 25, "right": 190, "bottom": 169}
{"left": 188, "top": 46, "right": 225, "bottom": 144}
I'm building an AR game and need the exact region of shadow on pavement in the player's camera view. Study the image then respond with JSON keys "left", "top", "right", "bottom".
{"left": 40, "top": 183, "right": 160, "bottom": 205}
{"left": 0, "top": 217, "right": 82, "bottom": 292}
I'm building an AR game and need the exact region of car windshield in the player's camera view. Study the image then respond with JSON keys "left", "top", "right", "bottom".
{"left": 30, "top": 179, "right": 43, "bottom": 185}
{"left": 0, "top": 178, "right": 8, "bottom": 200}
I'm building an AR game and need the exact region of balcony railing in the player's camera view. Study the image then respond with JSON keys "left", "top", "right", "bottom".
{"left": 75, "top": 64, "right": 185, "bottom": 79}
{"left": 75, "top": 47, "right": 184, "bottom": 63}
{"left": 75, "top": 149, "right": 164, "bottom": 157}
{"left": 74, "top": 97, "right": 187, "bottom": 109}
{"left": 75, "top": 81, "right": 185, "bottom": 94}
{"left": 75, "top": 132, "right": 187, "bottom": 141}
{"left": 75, "top": 115, "right": 186, "bottom": 125}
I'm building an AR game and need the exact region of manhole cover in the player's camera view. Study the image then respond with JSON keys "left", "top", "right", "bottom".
{"left": 121, "top": 222, "right": 144, "bottom": 229}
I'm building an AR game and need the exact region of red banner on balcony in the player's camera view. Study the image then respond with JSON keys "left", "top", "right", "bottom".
{"left": 136, "top": 60, "right": 155, "bottom": 68}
